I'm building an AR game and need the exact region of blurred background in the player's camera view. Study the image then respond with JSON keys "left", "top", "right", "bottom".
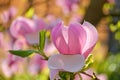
{"left": 0, "top": 0, "right": 120, "bottom": 80}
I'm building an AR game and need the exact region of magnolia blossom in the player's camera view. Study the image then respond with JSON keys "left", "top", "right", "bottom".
{"left": 48, "top": 21, "right": 98, "bottom": 79}
{"left": 10, "top": 17, "right": 45, "bottom": 44}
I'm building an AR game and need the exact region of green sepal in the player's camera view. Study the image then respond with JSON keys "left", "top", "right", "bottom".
{"left": 9, "top": 50, "right": 37, "bottom": 57}
{"left": 39, "top": 30, "right": 46, "bottom": 51}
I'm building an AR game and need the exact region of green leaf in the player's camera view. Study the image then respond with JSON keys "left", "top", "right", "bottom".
{"left": 59, "top": 71, "right": 75, "bottom": 80}
{"left": 115, "top": 31, "right": 120, "bottom": 40}
{"left": 39, "top": 30, "right": 46, "bottom": 50}
{"left": 109, "top": 24, "right": 117, "bottom": 32}
{"left": 9, "top": 50, "right": 36, "bottom": 57}
{"left": 81, "top": 54, "right": 93, "bottom": 71}
{"left": 117, "top": 21, "right": 120, "bottom": 29}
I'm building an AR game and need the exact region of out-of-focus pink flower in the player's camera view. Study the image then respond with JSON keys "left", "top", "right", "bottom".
{"left": 13, "top": 38, "right": 28, "bottom": 50}
{"left": 10, "top": 17, "right": 36, "bottom": 38}
{"left": 56, "top": 0, "right": 79, "bottom": 14}
{"left": 48, "top": 20, "right": 98, "bottom": 79}
{"left": 10, "top": 17, "right": 45, "bottom": 44}
{"left": 44, "top": 43, "right": 57, "bottom": 57}
{"left": 0, "top": 32, "right": 27, "bottom": 77}
{"left": 97, "top": 74, "right": 107, "bottom": 80}
{"left": 65, "top": 0, "right": 79, "bottom": 11}
{"left": 0, "top": 7, "right": 17, "bottom": 23}
{"left": 1, "top": 54, "right": 24, "bottom": 78}
{"left": 28, "top": 54, "right": 47, "bottom": 75}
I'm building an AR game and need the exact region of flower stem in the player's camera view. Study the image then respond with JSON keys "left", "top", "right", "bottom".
{"left": 78, "top": 74, "right": 82, "bottom": 80}
{"left": 81, "top": 72, "right": 100, "bottom": 80}
{"left": 81, "top": 72, "right": 93, "bottom": 78}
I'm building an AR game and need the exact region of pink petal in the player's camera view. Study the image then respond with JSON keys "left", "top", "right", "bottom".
{"left": 13, "top": 38, "right": 27, "bottom": 50}
{"left": 1, "top": 11, "right": 9, "bottom": 23}
{"left": 1, "top": 60, "right": 13, "bottom": 77}
{"left": 10, "top": 17, "right": 35, "bottom": 38}
{"left": 50, "top": 69, "right": 60, "bottom": 80}
{"left": 9, "top": 7, "right": 17, "bottom": 18}
{"left": 48, "top": 54, "right": 64, "bottom": 69}
{"left": 44, "top": 43, "right": 57, "bottom": 57}
{"left": 28, "top": 54, "right": 47, "bottom": 75}
{"left": 48, "top": 54, "right": 85, "bottom": 72}
{"left": 68, "top": 22, "right": 87, "bottom": 54}
{"left": 82, "top": 21, "right": 98, "bottom": 57}
{"left": 51, "top": 21, "right": 69, "bottom": 54}
{"left": 34, "top": 18, "right": 45, "bottom": 31}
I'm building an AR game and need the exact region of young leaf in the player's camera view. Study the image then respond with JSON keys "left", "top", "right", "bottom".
{"left": 39, "top": 30, "right": 46, "bottom": 50}
{"left": 59, "top": 71, "right": 75, "bottom": 80}
{"left": 81, "top": 54, "right": 93, "bottom": 71}
{"left": 9, "top": 50, "right": 36, "bottom": 57}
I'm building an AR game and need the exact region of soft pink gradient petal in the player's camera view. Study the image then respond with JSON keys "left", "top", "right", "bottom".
{"left": 34, "top": 18, "right": 46, "bottom": 30}
{"left": 82, "top": 21, "right": 98, "bottom": 57}
{"left": 1, "top": 60, "right": 13, "bottom": 77}
{"left": 9, "top": 7, "right": 17, "bottom": 18}
{"left": 48, "top": 54, "right": 64, "bottom": 69}
{"left": 44, "top": 43, "right": 57, "bottom": 57}
{"left": 28, "top": 54, "right": 47, "bottom": 75}
{"left": 48, "top": 54, "right": 85, "bottom": 72}
{"left": 51, "top": 21, "right": 69, "bottom": 54}
{"left": 50, "top": 69, "right": 60, "bottom": 80}
{"left": 98, "top": 74, "right": 107, "bottom": 80}
{"left": 13, "top": 38, "right": 27, "bottom": 50}
{"left": 68, "top": 23, "right": 87, "bottom": 54}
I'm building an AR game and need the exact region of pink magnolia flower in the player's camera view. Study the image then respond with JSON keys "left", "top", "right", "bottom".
{"left": 10, "top": 17, "right": 45, "bottom": 44}
{"left": 48, "top": 21, "right": 98, "bottom": 79}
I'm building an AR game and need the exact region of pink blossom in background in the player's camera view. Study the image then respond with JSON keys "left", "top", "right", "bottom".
{"left": 13, "top": 38, "right": 28, "bottom": 50}
{"left": 1, "top": 54, "right": 25, "bottom": 77}
{"left": 48, "top": 20, "right": 98, "bottom": 80}
{"left": 10, "top": 17, "right": 46, "bottom": 44}
{"left": 28, "top": 54, "right": 47, "bottom": 75}
{"left": 0, "top": 32, "right": 27, "bottom": 77}
{"left": 0, "top": 7, "right": 17, "bottom": 23}
{"left": 56, "top": 0, "right": 79, "bottom": 14}
{"left": 0, "top": 11, "right": 9, "bottom": 23}
{"left": 10, "top": 17, "right": 36, "bottom": 38}
{"left": 44, "top": 43, "right": 57, "bottom": 57}
{"left": 65, "top": 0, "right": 79, "bottom": 11}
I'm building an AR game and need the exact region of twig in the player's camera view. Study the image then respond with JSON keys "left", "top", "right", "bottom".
{"left": 81, "top": 72, "right": 93, "bottom": 78}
